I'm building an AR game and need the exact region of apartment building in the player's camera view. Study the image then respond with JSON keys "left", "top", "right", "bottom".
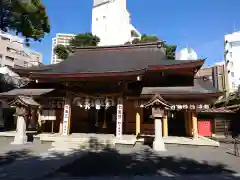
{"left": 51, "top": 33, "right": 75, "bottom": 64}
{"left": 224, "top": 31, "right": 240, "bottom": 92}
{"left": 196, "top": 63, "right": 225, "bottom": 92}
{"left": 0, "top": 31, "right": 42, "bottom": 68}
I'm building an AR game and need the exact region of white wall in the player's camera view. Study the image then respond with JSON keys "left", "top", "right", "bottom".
{"left": 92, "top": 0, "right": 140, "bottom": 46}
{"left": 225, "top": 32, "right": 240, "bottom": 92}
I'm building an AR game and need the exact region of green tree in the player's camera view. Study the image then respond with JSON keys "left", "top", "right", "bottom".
{"left": 163, "top": 44, "right": 177, "bottom": 60}
{"left": 0, "top": 0, "right": 50, "bottom": 44}
{"left": 70, "top": 33, "right": 100, "bottom": 49}
{"left": 138, "top": 34, "right": 159, "bottom": 43}
{"left": 54, "top": 45, "right": 69, "bottom": 60}
{"left": 54, "top": 33, "right": 100, "bottom": 60}
{"left": 131, "top": 34, "right": 177, "bottom": 60}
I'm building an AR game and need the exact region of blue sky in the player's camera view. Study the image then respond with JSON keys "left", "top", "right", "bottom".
{"left": 31, "top": 0, "right": 240, "bottom": 66}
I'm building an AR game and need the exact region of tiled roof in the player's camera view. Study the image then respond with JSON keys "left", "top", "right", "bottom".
{"left": 0, "top": 89, "right": 54, "bottom": 97}
{"left": 11, "top": 42, "right": 204, "bottom": 75}
{"left": 144, "top": 94, "right": 170, "bottom": 108}
{"left": 18, "top": 96, "right": 40, "bottom": 106}
{"left": 200, "top": 107, "right": 234, "bottom": 113}
{"left": 141, "top": 77, "right": 220, "bottom": 95}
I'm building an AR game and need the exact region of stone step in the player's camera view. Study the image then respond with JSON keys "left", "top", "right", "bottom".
{"left": 52, "top": 140, "right": 114, "bottom": 150}
{"left": 52, "top": 137, "right": 114, "bottom": 144}
{"left": 52, "top": 143, "right": 81, "bottom": 150}
{"left": 52, "top": 140, "right": 113, "bottom": 146}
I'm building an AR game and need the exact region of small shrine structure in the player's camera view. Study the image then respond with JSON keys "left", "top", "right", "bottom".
{"left": 9, "top": 96, "right": 40, "bottom": 144}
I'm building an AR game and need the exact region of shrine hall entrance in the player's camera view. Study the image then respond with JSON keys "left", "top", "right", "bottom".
{"left": 70, "top": 105, "right": 117, "bottom": 134}
{"left": 168, "top": 110, "right": 187, "bottom": 136}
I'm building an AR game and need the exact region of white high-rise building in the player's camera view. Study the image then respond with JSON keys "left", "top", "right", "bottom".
{"left": 92, "top": 0, "right": 141, "bottom": 46}
{"left": 51, "top": 33, "right": 75, "bottom": 64}
{"left": 224, "top": 32, "right": 240, "bottom": 93}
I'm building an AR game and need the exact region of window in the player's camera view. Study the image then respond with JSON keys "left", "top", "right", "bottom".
{"left": 228, "top": 61, "right": 233, "bottom": 68}
{"left": 232, "top": 41, "right": 240, "bottom": 47}
{"left": 0, "top": 54, "right": 2, "bottom": 65}
{"left": 5, "top": 56, "right": 14, "bottom": 61}
{"left": 231, "top": 72, "right": 234, "bottom": 77}
{"left": 2, "top": 37, "right": 10, "bottom": 41}
{"left": 229, "top": 52, "right": 232, "bottom": 58}
{"left": 24, "top": 61, "right": 28, "bottom": 67}
{"left": 228, "top": 42, "right": 232, "bottom": 49}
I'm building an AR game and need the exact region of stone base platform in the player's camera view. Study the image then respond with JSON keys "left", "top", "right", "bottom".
{"left": 137, "top": 136, "right": 220, "bottom": 147}
{"left": 0, "top": 131, "right": 220, "bottom": 147}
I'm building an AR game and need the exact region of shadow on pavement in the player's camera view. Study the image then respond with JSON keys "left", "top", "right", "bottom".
{"left": 0, "top": 149, "right": 30, "bottom": 166}
{"left": 0, "top": 137, "right": 238, "bottom": 179}
{"left": 51, "top": 137, "right": 238, "bottom": 178}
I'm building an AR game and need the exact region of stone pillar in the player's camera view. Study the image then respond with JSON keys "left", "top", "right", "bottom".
{"left": 192, "top": 111, "right": 198, "bottom": 139}
{"left": 59, "top": 121, "right": 63, "bottom": 134}
{"left": 153, "top": 118, "right": 166, "bottom": 151}
{"left": 11, "top": 116, "right": 27, "bottom": 145}
{"left": 162, "top": 115, "right": 168, "bottom": 137}
{"left": 136, "top": 111, "right": 140, "bottom": 136}
{"left": 116, "top": 98, "right": 123, "bottom": 138}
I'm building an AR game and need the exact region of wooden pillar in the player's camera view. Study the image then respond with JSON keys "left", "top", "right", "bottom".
{"left": 102, "top": 110, "right": 107, "bottom": 129}
{"left": 136, "top": 109, "right": 140, "bottom": 136}
{"left": 187, "top": 111, "right": 192, "bottom": 136}
{"left": 192, "top": 111, "right": 198, "bottom": 139}
{"left": 59, "top": 120, "right": 63, "bottom": 134}
{"left": 162, "top": 115, "right": 168, "bottom": 137}
{"left": 67, "top": 105, "right": 72, "bottom": 135}
{"left": 184, "top": 111, "right": 188, "bottom": 136}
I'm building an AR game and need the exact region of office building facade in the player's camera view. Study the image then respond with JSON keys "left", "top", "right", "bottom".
{"left": 51, "top": 33, "right": 75, "bottom": 64}
{"left": 0, "top": 31, "right": 42, "bottom": 68}
{"left": 224, "top": 32, "right": 240, "bottom": 92}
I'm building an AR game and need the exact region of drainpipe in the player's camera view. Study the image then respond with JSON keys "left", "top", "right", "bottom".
{"left": 224, "top": 40, "right": 230, "bottom": 104}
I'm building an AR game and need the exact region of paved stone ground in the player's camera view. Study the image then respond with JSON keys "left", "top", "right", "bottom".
{"left": 45, "top": 143, "right": 240, "bottom": 179}
{"left": 0, "top": 136, "right": 88, "bottom": 180}
{"left": 0, "top": 137, "right": 239, "bottom": 180}
{"left": 0, "top": 137, "right": 52, "bottom": 167}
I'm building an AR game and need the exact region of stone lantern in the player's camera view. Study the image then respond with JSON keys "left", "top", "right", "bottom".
{"left": 9, "top": 96, "right": 40, "bottom": 145}
{"left": 144, "top": 94, "right": 170, "bottom": 151}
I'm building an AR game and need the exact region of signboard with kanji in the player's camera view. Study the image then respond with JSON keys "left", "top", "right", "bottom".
{"left": 62, "top": 104, "right": 70, "bottom": 136}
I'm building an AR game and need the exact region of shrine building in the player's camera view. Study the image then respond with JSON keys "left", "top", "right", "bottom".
{"left": 0, "top": 42, "right": 221, "bottom": 140}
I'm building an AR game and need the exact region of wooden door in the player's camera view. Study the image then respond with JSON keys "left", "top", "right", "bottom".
{"left": 198, "top": 120, "right": 211, "bottom": 137}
